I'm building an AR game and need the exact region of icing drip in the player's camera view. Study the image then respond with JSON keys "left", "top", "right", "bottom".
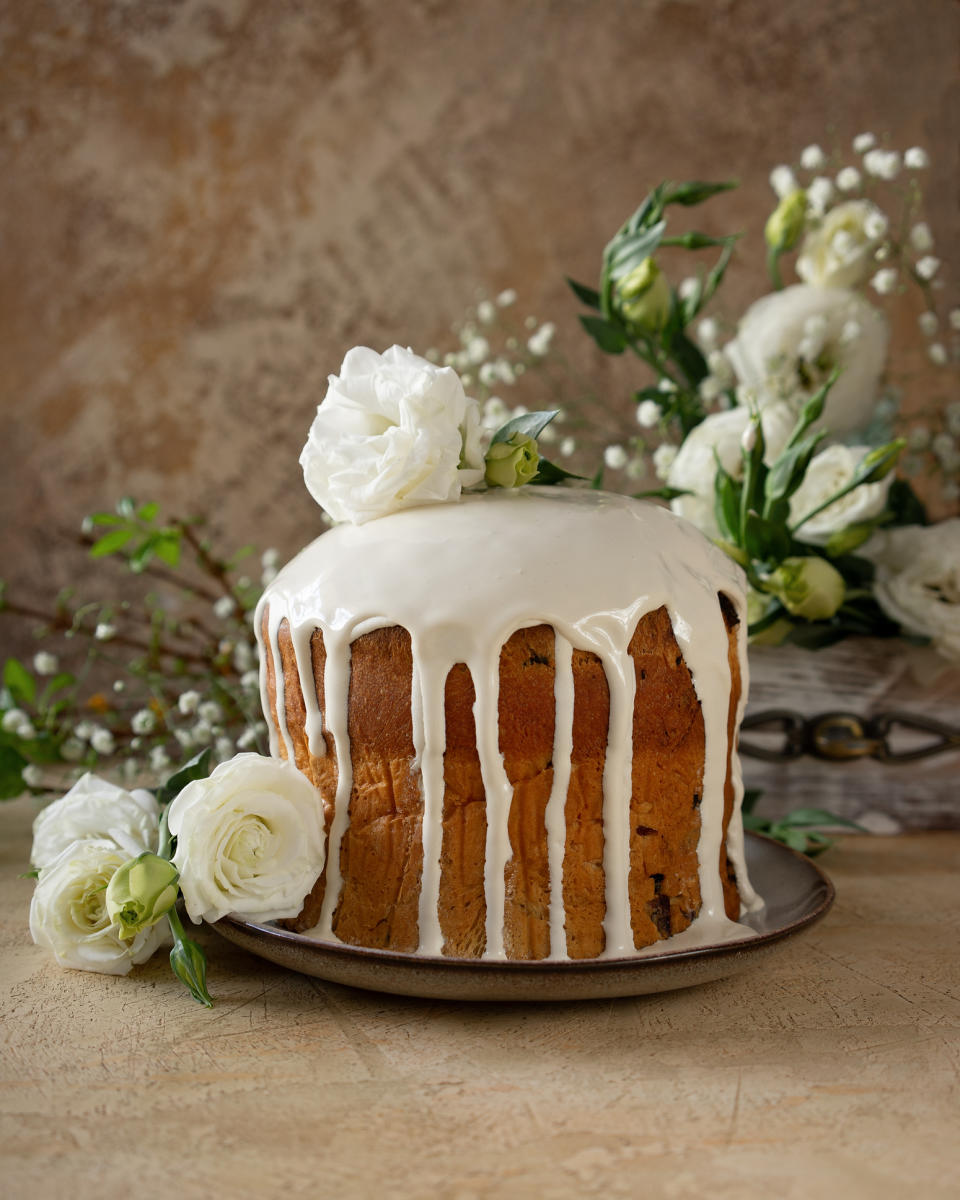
{"left": 315, "top": 629, "right": 353, "bottom": 941}
{"left": 255, "top": 487, "right": 759, "bottom": 958}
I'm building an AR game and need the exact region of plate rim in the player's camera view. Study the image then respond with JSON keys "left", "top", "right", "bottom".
{"left": 214, "top": 831, "right": 835, "bottom": 975}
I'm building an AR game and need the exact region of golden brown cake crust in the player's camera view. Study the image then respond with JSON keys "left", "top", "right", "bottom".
{"left": 265, "top": 596, "right": 742, "bottom": 959}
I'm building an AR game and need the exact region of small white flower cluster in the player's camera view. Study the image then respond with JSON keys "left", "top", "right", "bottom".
{"left": 425, "top": 289, "right": 553, "bottom": 398}
{"left": 768, "top": 134, "right": 950, "bottom": 330}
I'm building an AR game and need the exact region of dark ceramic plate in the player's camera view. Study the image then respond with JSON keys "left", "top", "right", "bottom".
{"left": 211, "top": 832, "right": 834, "bottom": 1001}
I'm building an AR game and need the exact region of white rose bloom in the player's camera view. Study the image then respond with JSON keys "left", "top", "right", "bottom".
{"left": 725, "top": 285, "right": 888, "bottom": 435}
{"left": 668, "top": 403, "right": 796, "bottom": 539}
{"left": 168, "top": 753, "right": 326, "bottom": 924}
{"left": 31, "top": 773, "right": 160, "bottom": 870}
{"left": 863, "top": 521, "right": 960, "bottom": 660}
{"left": 788, "top": 444, "right": 894, "bottom": 544}
{"left": 30, "top": 838, "right": 170, "bottom": 975}
{"left": 796, "top": 201, "right": 887, "bottom": 289}
{"left": 300, "top": 346, "right": 485, "bottom": 525}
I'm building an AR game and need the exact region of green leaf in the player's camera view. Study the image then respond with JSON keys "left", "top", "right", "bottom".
{"left": 20, "top": 868, "right": 41, "bottom": 879}
{"left": 4, "top": 658, "right": 36, "bottom": 706}
{"left": 887, "top": 479, "right": 929, "bottom": 527}
{"left": 88, "top": 512, "right": 124, "bottom": 527}
{"left": 590, "top": 465, "right": 605, "bottom": 490}
{"left": 661, "top": 180, "right": 738, "bottom": 207}
{"left": 779, "top": 808, "right": 864, "bottom": 831}
{"left": 779, "top": 826, "right": 814, "bottom": 853}
{"left": 89, "top": 527, "right": 136, "bottom": 558}
{"left": 660, "top": 231, "right": 731, "bottom": 249}
{"left": 606, "top": 221, "right": 667, "bottom": 282}
{"left": 741, "top": 788, "right": 763, "bottom": 815}
{"left": 153, "top": 536, "right": 181, "bottom": 567}
{"left": 713, "top": 464, "right": 741, "bottom": 543}
{"left": 850, "top": 439, "right": 906, "bottom": 487}
{"left": 698, "top": 237, "right": 738, "bottom": 311}
{"left": 579, "top": 315, "right": 627, "bottom": 355}
{"left": 738, "top": 418, "right": 767, "bottom": 540}
{"left": 764, "top": 432, "right": 826, "bottom": 510}
{"left": 0, "top": 743, "right": 28, "bottom": 800}
{"left": 743, "top": 511, "right": 791, "bottom": 565}
{"left": 531, "top": 458, "right": 585, "bottom": 485}
{"left": 784, "top": 373, "right": 839, "bottom": 451}
{"left": 155, "top": 747, "right": 214, "bottom": 809}
{"left": 632, "top": 486, "right": 691, "bottom": 501}
{"left": 489, "top": 410, "right": 560, "bottom": 447}
{"left": 666, "top": 328, "right": 709, "bottom": 386}
{"left": 168, "top": 907, "right": 214, "bottom": 1008}
{"left": 137, "top": 502, "right": 159, "bottom": 522}
{"left": 566, "top": 277, "right": 601, "bottom": 310}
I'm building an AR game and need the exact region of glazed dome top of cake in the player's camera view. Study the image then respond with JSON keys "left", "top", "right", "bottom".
{"left": 257, "top": 487, "right": 757, "bottom": 959}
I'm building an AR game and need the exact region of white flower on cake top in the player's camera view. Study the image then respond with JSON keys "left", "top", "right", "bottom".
{"left": 300, "top": 345, "right": 485, "bottom": 525}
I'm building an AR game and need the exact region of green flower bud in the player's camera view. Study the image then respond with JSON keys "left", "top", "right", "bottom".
{"left": 854, "top": 438, "right": 906, "bottom": 484}
{"left": 106, "top": 852, "right": 179, "bottom": 940}
{"left": 764, "top": 556, "right": 845, "bottom": 621}
{"left": 616, "top": 258, "right": 671, "bottom": 332}
{"left": 824, "top": 521, "right": 877, "bottom": 558}
{"left": 485, "top": 432, "right": 540, "bottom": 489}
{"left": 765, "top": 189, "right": 807, "bottom": 253}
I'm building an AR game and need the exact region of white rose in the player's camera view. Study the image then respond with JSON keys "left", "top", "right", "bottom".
{"left": 168, "top": 753, "right": 326, "bottom": 925}
{"left": 300, "top": 345, "right": 485, "bottom": 525}
{"left": 788, "top": 444, "right": 894, "bottom": 545}
{"left": 796, "top": 201, "right": 887, "bottom": 289}
{"left": 31, "top": 773, "right": 160, "bottom": 870}
{"left": 725, "top": 285, "right": 888, "bottom": 435}
{"left": 863, "top": 521, "right": 960, "bottom": 661}
{"left": 30, "top": 838, "right": 170, "bottom": 975}
{"left": 668, "top": 403, "right": 796, "bottom": 539}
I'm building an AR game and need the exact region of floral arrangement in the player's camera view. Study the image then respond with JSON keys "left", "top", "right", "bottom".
{"left": 566, "top": 136, "right": 959, "bottom": 655}
{"left": 26, "top": 751, "right": 326, "bottom": 1004}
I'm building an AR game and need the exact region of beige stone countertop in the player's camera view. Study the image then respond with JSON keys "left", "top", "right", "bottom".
{"left": 1, "top": 792, "right": 958, "bottom": 1200}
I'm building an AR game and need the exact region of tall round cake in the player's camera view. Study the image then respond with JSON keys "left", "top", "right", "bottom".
{"left": 255, "top": 486, "right": 760, "bottom": 961}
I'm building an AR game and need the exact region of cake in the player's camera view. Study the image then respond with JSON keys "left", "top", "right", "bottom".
{"left": 255, "top": 486, "right": 760, "bottom": 961}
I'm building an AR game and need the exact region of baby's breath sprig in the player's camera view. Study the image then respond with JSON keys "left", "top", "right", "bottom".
{"left": 0, "top": 500, "right": 274, "bottom": 799}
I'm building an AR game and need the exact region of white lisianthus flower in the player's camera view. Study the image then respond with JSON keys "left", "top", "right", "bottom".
{"left": 168, "top": 753, "right": 326, "bottom": 924}
{"left": 31, "top": 773, "right": 160, "bottom": 870}
{"left": 724, "top": 286, "right": 888, "bottom": 436}
{"left": 667, "top": 403, "right": 796, "bottom": 539}
{"left": 300, "top": 346, "right": 485, "bottom": 525}
{"left": 796, "top": 201, "right": 887, "bottom": 289}
{"left": 788, "top": 444, "right": 894, "bottom": 545}
{"left": 863, "top": 521, "right": 960, "bottom": 660}
{"left": 30, "top": 838, "right": 170, "bottom": 975}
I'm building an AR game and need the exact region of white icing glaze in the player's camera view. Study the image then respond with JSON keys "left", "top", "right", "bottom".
{"left": 253, "top": 487, "right": 761, "bottom": 959}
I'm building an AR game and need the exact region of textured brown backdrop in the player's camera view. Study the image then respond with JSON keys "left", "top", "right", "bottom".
{"left": 1, "top": 0, "right": 958, "bottom": 651}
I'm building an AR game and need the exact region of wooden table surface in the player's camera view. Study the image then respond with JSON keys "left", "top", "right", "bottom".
{"left": 1, "top": 792, "right": 958, "bottom": 1200}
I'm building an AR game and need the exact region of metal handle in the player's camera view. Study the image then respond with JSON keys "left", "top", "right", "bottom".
{"left": 740, "top": 710, "right": 960, "bottom": 764}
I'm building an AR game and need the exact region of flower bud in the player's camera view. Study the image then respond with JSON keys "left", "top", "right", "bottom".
{"left": 484, "top": 432, "right": 540, "bottom": 489}
{"left": 616, "top": 258, "right": 671, "bottom": 332}
{"left": 105, "top": 852, "right": 179, "bottom": 939}
{"left": 765, "top": 556, "right": 845, "bottom": 621}
{"left": 765, "top": 189, "right": 807, "bottom": 253}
